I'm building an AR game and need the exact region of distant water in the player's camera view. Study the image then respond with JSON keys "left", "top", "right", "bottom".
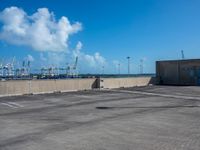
{"left": 79, "top": 74, "right": 156, "bottom": 78}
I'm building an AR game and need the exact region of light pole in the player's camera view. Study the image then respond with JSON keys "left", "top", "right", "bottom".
{"left": 127, "top": 56, "right": 130, "bottom": 75}
{"left": 181, "top": 50, "right": 185, "bottom": 59}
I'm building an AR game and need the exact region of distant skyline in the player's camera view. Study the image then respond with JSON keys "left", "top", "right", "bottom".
{"left": 1, "top": 0, "right": 200, "bottom": 74}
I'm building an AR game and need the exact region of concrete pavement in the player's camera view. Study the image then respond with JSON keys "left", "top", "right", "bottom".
{"left": 0, "top": 86, "right": 200, "bottom": 150}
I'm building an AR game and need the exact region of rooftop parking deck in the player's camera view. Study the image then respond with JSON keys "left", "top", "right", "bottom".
{"left": 0, "top": 86, "right": 200, "bottom": 150}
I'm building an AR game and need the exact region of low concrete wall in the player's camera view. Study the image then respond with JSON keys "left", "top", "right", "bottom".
{"left": 0, "top": 77, "right": 155, "bottom": 97}
{"left": 0, "top": 78, "right": 97, "bottom": 97}
{"left": 0, "top": 80, "right": 30, "bottom": 96}
{"left": 100, "top": 77, "right": 155, "bottom": 89}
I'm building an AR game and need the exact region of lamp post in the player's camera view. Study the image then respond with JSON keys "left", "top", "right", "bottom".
{"left": 181, "top": 50, "right": 185, "bottom": 59}
{"left": 127, "top": 56, "right": 130, "bottom": 75}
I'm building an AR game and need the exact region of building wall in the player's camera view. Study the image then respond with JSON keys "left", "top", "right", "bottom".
{"left": 156, "top": 61, "right": 179, "bottom": 85}
{"left": 156, "top": 59, "right": 200, "bottom": 85}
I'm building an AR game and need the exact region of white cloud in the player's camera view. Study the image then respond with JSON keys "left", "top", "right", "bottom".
{"left": 47, "top": 52, "right": 66, "bottom": 66}
{"left": 73, "top": 41, "right": 82, "bottom": 57}
{"left": 84, "top": 54, "right": 96, "bottom": 67}
{"left": 37, "top": 41, "right": 106, "bottom": 72}
{"left": 39, "top": 52, "right": 67, "bottom": 67}
{"left": 0, "top": 7, "right": 107, "bottom": 72}
{"left": 73, "top": 41, "right": 106, "bottom": 68}
{"left": 94, "top": 52, "right": 105, "bottom": 65}
{"left": 27, "top": 54, "right": 34, "bottom": 62}
{"left": 0, "top": 7, "right": 82, "bottom": 52}
{"left": 40, "top": 53, "right": 47, "bottom": 61}
{"left": 76, "top": 41, "right": 82, "bottom": 51}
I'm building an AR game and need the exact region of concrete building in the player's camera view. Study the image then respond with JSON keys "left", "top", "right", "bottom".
{"left": 156, "top": 59, "right": 200, "bottom": 85}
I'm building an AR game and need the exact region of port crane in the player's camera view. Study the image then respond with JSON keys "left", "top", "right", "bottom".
{"left": 3, "top": 57, "right": 15, "bottom": 77}
{"left": 59, "top": 56, "right": 79, "bottom": 77}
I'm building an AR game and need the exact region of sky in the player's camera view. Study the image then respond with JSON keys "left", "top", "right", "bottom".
{"left": 0, "top": 0, "right": 200, "bottom": 74}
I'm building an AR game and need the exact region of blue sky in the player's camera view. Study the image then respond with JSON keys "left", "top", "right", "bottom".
{"left": 0, "top": 0, "right": 200, "bottom": 74}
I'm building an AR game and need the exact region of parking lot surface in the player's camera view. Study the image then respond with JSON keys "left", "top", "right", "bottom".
{"left": 0, "top": 86, "right": 200, "bottom": 150}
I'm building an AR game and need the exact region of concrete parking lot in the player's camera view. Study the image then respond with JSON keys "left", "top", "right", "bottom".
{"left": 0, "top": 85, "right": 200, "bottom": 150}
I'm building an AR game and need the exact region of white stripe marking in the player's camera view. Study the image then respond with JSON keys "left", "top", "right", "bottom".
{"left": 1, "top": 103, "right": 18, "bottom": 108}
{"left": 7, "top": 102, "right": 24, "bottom": 108}
{"left": 109, "top": 89, "right": 200, "bottom": 100}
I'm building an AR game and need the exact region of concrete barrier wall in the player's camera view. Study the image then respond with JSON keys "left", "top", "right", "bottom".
{"left": 0, "top": 77, "right": 155, "bottom": 97}
{"left": 0, "top": 78, "right": 97, "bottom": 97}
{"left": 100, "top": 77, "right": 155, "bottom": 89}
{"left": 0, "top": 80, "right": 30, "bottom": 96}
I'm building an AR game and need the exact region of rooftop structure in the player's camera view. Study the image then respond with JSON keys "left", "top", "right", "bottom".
{"left": 156, "top": 59, "right": 200, "bottom": 85}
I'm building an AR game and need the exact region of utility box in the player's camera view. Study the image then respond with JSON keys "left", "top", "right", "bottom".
{"left": 156, "top": 59, "right": 200, "bottom": 85}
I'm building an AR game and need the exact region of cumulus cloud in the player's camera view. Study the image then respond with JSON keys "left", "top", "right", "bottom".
{"left": 27, "top": 54, "right": 34, "bottom": 62}
{"left": 75, "top": 41, "right": 82, "bottom": 51}
{"left": 36, "top": 41, "right": 106, "bottom": 72}
{"left": 39, "top": 53, "right": 47, "bottom": 61}
{"left": 0, "top": 7, "right": 106, "bottom": 72}
{"left": 0, "top": 6, "right": 82, "bottom": 52}
{"left": 39, "top": 52, "right": 67, "bottom": 67}
{"left": 73, "top": 41, "right": 106, "bottom": 67}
